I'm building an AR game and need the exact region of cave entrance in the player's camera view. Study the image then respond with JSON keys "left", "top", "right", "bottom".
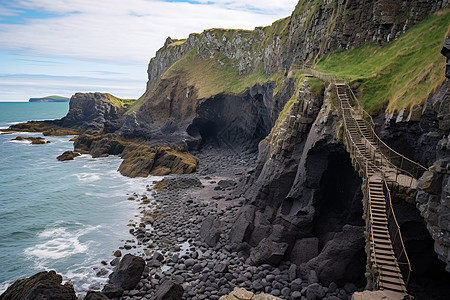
{"left": 313, "top": 151, "right": 364, "bottom": 243}
{"left": 187, "top": 118, "right": 219, "bottom": 146}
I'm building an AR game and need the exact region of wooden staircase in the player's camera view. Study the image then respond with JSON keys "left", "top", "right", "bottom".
{"left": 335, "top": 83, "right": 411, "bottom": 298}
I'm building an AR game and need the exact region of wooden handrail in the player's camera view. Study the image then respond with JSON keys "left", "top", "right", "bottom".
{"left": 332, "top": 83, "right": 411, "bottom": 291}
{"left": 345, "top": 84, "right": 428, "bottom": 179}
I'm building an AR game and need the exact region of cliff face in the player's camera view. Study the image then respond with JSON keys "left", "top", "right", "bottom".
{"left": 134, "top": 0, "right": 447, "bottom": 152}
{"left": 57, "top": 92, "right": 127, "bottom": 131}
{"left": 229, "top": 83, "right": 366, "bottom": 286}
{"left": 145, "top": 0, "right": 447, "bottom": 92}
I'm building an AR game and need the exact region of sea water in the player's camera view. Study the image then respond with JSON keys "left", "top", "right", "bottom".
{"left": 0, "top": 102, "right": 153, "bottom": 293}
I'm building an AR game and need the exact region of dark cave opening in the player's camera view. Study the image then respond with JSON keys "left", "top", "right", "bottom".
{"left": 393, "top": 202, "right": 450, "bottom": 300}
{"left": 187, "top": 117, "right": 219, "bottom": 146}
{"left": 313, "top": 151, "right": 364, "bottom": 245}
{"left": 312, "top": 150, "right": 367, "bottom": 286}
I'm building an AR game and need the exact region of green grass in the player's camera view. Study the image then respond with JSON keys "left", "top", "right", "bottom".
{"left": 162, "top": 48, "right": 276, "bottom": 99}
{"left": 103, "top": 93, "right": 136, "bottom": 108}
{"left": 315, "top": 11, "right": 450, "bottom": 112}
{"left": 274, "top": 73, "right": 306, "bottom": 128}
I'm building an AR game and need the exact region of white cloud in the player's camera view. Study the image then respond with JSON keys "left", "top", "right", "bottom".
{"left": 0, "top": 0, "right": 298, "bottom": 101}
{"left": 0, "top": 0, "right": 297, "bottom": 63}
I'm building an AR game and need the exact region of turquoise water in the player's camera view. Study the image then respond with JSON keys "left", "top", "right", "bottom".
{"left": 0, "top": 103, "right": 152, "bottom": 293}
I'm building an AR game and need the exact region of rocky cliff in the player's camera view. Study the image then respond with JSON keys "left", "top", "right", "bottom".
{"left": 130, "top": 0, "right": 447, "bottom": 153}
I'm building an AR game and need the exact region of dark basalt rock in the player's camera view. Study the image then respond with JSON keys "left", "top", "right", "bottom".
{"left": 299, "top": 225, "right": 366, "bottom": 286}
{"left": 108, "top": 254, "right": 145, "bottom": 290}
{"left": 57, "top": 92, "right": 126, "bottom": 131}
{"left": 101, "top": 284, "right": 124, "bottom": 298}
{"left": 84, "top": 291, "right": 110, "bottom": 300}
{"left": 199, "top": 215, "right": 222, "bottom": 247}
{"left": 155, "top": 280, "right": 184, "bottom": 300}
{"left": 0, "top": 270, "right": 76, "bottom": 300}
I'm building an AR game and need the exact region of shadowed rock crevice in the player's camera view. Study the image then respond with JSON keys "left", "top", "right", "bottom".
{"left": 187, "top": 84, "right": 275, "bottom": 152}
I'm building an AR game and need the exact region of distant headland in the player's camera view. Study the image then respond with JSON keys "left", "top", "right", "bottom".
{"left": 29, "top": 95, "right": 70, "bottom": 102}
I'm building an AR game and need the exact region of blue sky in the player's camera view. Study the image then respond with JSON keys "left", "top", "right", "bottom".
{"left": 0, "top": 0, "right": 298, "bottom": 101}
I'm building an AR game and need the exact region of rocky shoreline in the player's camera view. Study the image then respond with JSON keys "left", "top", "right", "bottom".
{"left": 102, "top": 147, "right": 360, "bottom": 300}
{"left": 0, "top": 146, "right": 361, "bottom": 300}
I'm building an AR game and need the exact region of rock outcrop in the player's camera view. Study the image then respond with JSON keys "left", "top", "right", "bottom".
{"left": 0, "top": 270, "right": 77, "bottom": 300}
{"left": 57, "top": 93, "right": 128, "bottom": 131}
{"left": 57, "top": 150, "right": 81, "bottom": 161}
{"left": 12, "top": 136, "right": 50, "bottom": 144}
{"left": 73, "top": 133, "right": 198, "bottom": 177}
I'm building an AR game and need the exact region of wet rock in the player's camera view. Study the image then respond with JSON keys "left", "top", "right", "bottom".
{"left": 155, "top": 280, "right": 184, "bottom": 300}
{"left": 57, "top": 150, "right": 81, "bottom": 161}
{"left": 0, "top": 270, "right": 76, "bottom": 300}
{"left": 101, "top": 284, "right": 124, "bottom": 298}
{"left": 108, "top": 254, "right": 145, "bottom": 289}
{"left": 84, "top": 291, "right": 110, "bottom": 300}
{"left": 12, "top": 136, "right": 49, "bottom": 144}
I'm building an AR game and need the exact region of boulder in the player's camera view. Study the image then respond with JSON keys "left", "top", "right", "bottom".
{"left": 300, "top": 225, "right": 365, "bottom": 286}
{"left": 155, "top": 280, "right": 184, "bottom": 300}
{"left": 230, "top": 206, "right": 256, "bottom": 245}
{"left": 57, "top": 150, "right": 81, "bottom": 161}
{"left": 84, "top": 291, "right": 110, "bottom": 300}
{"left": 108, "top": 254, "right": 145, "bottom": 290}
{"left": 0, "top": 270, "right": 76, "bottom": 300}
{"left": 247, "top": 238, "right": 288, "bottom": 266}
{"left": 290, "top": 237, "right": 319, "bottom": 265}
{"left": 199, "top": 215, "right": 222, "bottom": 247}
{"left": 101, "top": 284, "right": 124, "bottom": 298}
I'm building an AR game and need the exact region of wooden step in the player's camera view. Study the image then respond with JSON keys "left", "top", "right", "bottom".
{"left": 379, "top": 282, "right": 406, "bottom": 293}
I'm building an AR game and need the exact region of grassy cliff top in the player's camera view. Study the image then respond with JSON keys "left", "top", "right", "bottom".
{"left": 315, "top": 10, "right": 450, "bottom": 113}
{"left": 103, "top": 93, "right": 136, "bottom": 108}
{"left": 162, "top": 49, "right": 283, "bottom": 99}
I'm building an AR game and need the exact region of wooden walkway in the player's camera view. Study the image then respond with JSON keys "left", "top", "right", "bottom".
{"left": 334, "top": 83, "right": 420, "bottom": 298}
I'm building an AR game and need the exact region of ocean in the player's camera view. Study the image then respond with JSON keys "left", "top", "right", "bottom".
{"left": 0, "top": 102, "right": 153, "bottom": 293}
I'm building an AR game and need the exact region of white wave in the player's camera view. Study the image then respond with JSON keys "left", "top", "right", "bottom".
{"left": 24, "top": 237, "right": 88, "bottom": 260}
{"left": 9, "top": 140, "right": 31, "bottom": 144}
{"left": 24, "top": 223, "right": 100, "bottom": 263}
{"left": 75, "top": 173, "right": 101, "bottom": 182}
{"left": 0, "top": 279, "right": 14, "bottom": 295}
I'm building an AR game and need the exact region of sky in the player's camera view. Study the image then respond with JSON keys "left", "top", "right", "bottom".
{"left": 0, "top": 0, "right": 298, "bottom": 102}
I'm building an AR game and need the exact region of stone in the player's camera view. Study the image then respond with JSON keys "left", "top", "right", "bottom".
{"left": 108, "top": 254, "right": 145, "bottom": 290}
{"left": 300, "top": 225, "right": 365, "bottom": 286}
{"left": 101, "top": 284, "right": 124, "bottom": 298}
{"left": 84, "top": 291, "right": 110, "bottom": 300}
{"left": 200, "top": 215, "right": 222, "bottom": 247}
{"left": 113, "top": 250, "right": 122, "bottom": 257}
{"left": 248, "top": 238, "right": 288, "bottom": 266}
{"left": 155, "top": 280, "right": 184, "bottom": 300}
{"left": 305, "top": 283, "right": 325, "bottom": 300}
{"left": 290, "top": 238, "right": 319, "bottom": 265}
{"left": 213, "top": 262, "right": 228, "bottom": 273}
{"left": 57, "top": 150, "right": 81, "bottom": 161}
{"left": 0, "top": 270, "right": 77, "bottom": 300}
{"left": 418, "top": 169, "right": 443, "bottom": 195}
{"left": 230, "top": 206, "right": 255, "bottom": 245}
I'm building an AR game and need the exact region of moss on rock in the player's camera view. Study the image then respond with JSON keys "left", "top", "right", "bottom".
{"left": 73, "top": 133, "right": 199, "bottom": 178}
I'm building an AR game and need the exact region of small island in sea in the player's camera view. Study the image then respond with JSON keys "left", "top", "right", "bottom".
{"left": 29, "top": 95, "right": 70, "bottom": 102}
